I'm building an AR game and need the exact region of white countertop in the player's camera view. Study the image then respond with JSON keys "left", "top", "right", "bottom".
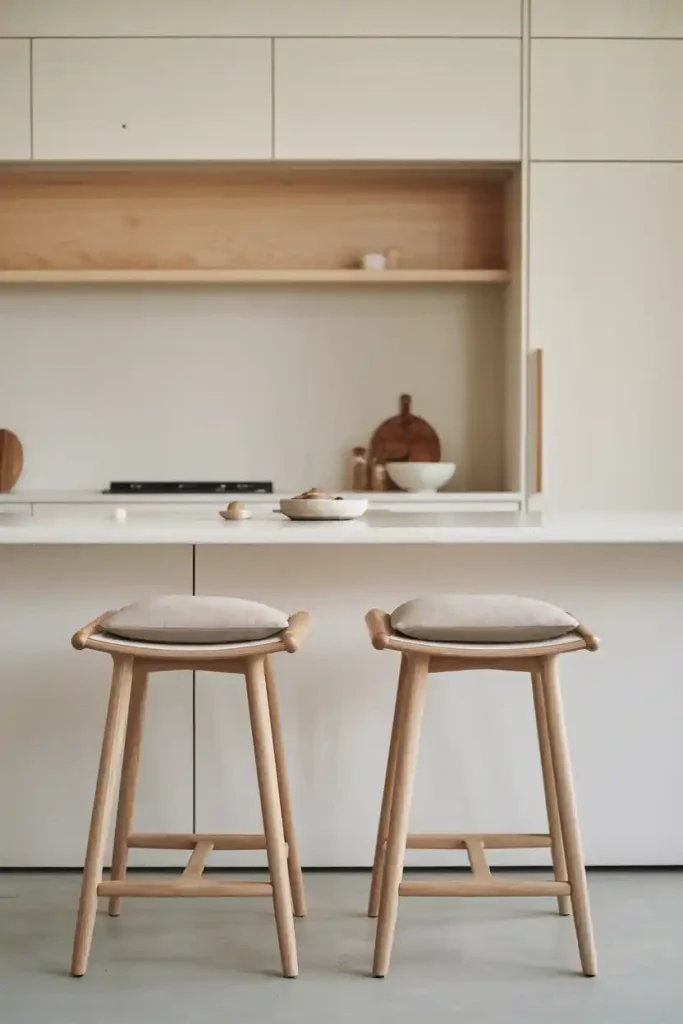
{"left": 2, "top": 509, "right": 683, "bottom": 544}
{"left": 0, "top": 489, "right": 519, "bottom": 505}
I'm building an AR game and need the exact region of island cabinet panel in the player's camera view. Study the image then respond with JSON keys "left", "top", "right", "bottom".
{"left": 192, "top": 544, "right": 683, "bottom": 867}
{"left": 0, "top": 547, "right": 193, "bottom": 867}
{"left": 32, "top": 39, "right": 272, "bottom": 160}
{"left": 274, "top": 39, "right": 522, "bottom": 160}
{"left": 530, "top": 163, "right": 683, "bottom": 512}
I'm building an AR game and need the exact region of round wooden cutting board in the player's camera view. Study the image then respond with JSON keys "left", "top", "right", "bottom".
{"left": 369, "top": 394, "right": 441, "bottom": 465}
{"left": 0, "top": 429, "right": 23, "bottom": 492}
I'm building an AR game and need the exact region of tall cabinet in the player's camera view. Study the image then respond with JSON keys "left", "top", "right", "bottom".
{"left": 529, "top": 8, "right": 683, "bottom": 511}
{"left": 530, "top": 164, "right": 683, "bottom": 511}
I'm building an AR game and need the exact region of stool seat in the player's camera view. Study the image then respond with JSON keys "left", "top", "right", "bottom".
{"left": 101, "top": 594, "right": 289, "bottom": 644}
{"left": 73, "top": 609, "right": 310, "bottom": 660}
{"left": 368, "top": 608, "right": 598, "bottom": 660}
{"left": 391, "top": 594, "right": 579, "bottom": 644}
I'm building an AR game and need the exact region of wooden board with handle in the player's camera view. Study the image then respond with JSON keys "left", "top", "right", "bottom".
{"left": 0, "top": 429, "right": 23, "bottom": 492}
{"left": 369, "top": 395, "right": 441, "bottom": 466}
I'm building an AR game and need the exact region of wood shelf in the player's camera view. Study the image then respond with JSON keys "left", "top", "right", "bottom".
{"left": 0, "top": 268, "right": 510, "bottom": 285}
{"left": 0, "top": 165, "right": 511, "bottom": 280}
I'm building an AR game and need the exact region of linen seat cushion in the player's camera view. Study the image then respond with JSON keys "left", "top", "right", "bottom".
{"left": 102, "top": 595, "right": 289, "bottom": 644}
{"left": 391, "top": 594, "right": 578, "bottom": 644}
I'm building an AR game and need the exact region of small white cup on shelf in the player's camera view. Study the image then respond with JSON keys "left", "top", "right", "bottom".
{"left": 114, "top": 507, "right": 128, "bottom": 523}
{"left": 361, "top": 253, "right": 387, "bottom": 271}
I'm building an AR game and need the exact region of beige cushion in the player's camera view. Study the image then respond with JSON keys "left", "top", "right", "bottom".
{"left": 391, "top": 594, "right": 578, "bottom": 644}
{"left": 102, "top": 595, "right": 288, "bottom": 644}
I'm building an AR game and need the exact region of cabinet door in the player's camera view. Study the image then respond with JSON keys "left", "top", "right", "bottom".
{"left": 1, "top": 0, "right": 522, "bottom": 37}
{"left": 33, "top": 39, "right": 271, "bottom": 160}
{"left": 0, "top": 547, "right": 193, "bottom": 866}
{"left": 0, "top": 40, "right": 31, "bottom": 159}
{"left": 530, "top": 164, "right": 683, "bottom": 512}
{"left": 275, "top": 39, "right": 521, "bottom": 160}
{"left": 532, "top": 40, "right": 683, "bottom": 160}
{"left": 532, "top": 0, "right": 683, "bottom": 37}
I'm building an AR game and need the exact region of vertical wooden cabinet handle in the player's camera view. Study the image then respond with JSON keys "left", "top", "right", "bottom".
{"left": 535, "top": 349, "right": 543, "bottom": 494}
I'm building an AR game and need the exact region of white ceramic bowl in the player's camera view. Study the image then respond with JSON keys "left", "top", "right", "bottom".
{"left": 385, "top": 462, "right": 455, "bottom": 493}
{"left": 279, "top": 497, "right": 368, "bottom": 521}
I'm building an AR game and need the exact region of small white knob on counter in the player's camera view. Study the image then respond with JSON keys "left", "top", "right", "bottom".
{"left": 114, "top": 508, "right": 128, "bottom": 523}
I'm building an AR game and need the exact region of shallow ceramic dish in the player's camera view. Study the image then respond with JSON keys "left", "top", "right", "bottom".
{"left": 386, "top": 461, "right": 455, "bottom": 493}
{"left": 219, "top": 509, "right": 251, "bottom": 521}
{"left": 279, "top": 497, "right": 368, "bottom": 521}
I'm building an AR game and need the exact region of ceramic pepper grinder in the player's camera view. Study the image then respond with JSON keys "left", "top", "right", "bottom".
{"left": 370, "top": 458, "right": 389, "bottom": 492}
{"left": 350, "top": 446, "right": 369, "bottom": 491}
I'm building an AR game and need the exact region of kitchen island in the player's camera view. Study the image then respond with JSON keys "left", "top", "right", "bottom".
{"left": 1, "top": 508, "right": 681, "bottom": 872}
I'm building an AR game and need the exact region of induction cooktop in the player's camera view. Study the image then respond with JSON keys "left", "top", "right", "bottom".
{"left": 104, "top": 481, "right": 273, "bottom": 494}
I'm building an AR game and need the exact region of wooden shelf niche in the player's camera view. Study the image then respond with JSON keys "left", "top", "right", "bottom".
{"left": 0, "top": 165, "right": 511, "bottom": 284}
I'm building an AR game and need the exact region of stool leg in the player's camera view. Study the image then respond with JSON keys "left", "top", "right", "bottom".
{"left": 368, "top": 654, "right": 409, "bottom": 918}
{"left": 373, "top": 654, "right": 429, "bottom": 978}
{"left": 541, "top": 656, "right": 597, "bottom": 977}
{"left": 108, "top": 665, "right": 149, "bottom": 917}
{"left": 265, "top": 655, "right": 306, "bottom": 918}
{"left": 531, "top": 669, "right": 570, "bottom": 916}
{"left": 71, "top": 655, "right": 134, "bottom": 977}
{"left": 245, "top": 656, "right": 298, "bottom": 978}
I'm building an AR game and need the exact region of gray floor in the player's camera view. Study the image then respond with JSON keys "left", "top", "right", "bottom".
{"left": 0, "top": 870, "right": 680, "bottom": 1023}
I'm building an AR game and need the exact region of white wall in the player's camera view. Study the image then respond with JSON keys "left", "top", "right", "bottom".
{"left": 0, "top": 287, "right": 505, "bottom": 492}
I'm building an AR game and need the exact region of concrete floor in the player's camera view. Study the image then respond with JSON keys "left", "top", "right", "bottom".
{"left": 0, "top": 870, "right": 680, "bottom": 1023}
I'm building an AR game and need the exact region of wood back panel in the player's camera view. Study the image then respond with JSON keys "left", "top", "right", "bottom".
{"left": 0, "top": 166, "right": 508, "bottom": 272}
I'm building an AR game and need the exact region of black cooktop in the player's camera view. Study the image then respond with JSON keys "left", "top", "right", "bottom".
{"left": 104, "top": 481, "right": 273, "bottom": 494}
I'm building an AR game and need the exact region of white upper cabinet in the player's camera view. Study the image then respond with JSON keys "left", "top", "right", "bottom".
{"left": 32, "top": 39, "right": 272, "bottom": 160}
{"left": 532, "top": 0, "right": 683, "bottom": 37}
{"left": 0, "top": 40, "right": 31, "bottom": 159}
{"left": 0, "top": 0, "right": 521, "bottom": 36}
{"left": 530, "top": 163, "right": 683, "bottom": 513}
{"left": 531, "top": 40, "right": 683, "bottom": 160}
{"left": 274, "top": 40, "right": 521, "bottom": 161}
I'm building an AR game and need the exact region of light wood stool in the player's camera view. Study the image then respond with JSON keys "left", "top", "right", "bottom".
{"left": 69, "top": 605, "right": 310, "bottom": 979}
{"left": 365, "top": 602, "right": 599, "bottom": 979}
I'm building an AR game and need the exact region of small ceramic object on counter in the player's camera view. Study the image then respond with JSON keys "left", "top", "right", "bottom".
{"left": 219, "top": 501, "right": 252, "bottom": 521}
{"left": 361, "top": 253, "right": 387, "bottom": 271}
{"left": 370, "top": 459, "right": 389, "bottom": 492}
{"left": 280, "top": 489, "right": 367, "bottom": 521}
{"left": 386, "top": 247, "right": 400, "bottom": 269}
{"left": 386, "top": 461, "right": 456, "bottom": 493}
{"left": 350, "top": 446, "right": 369, "bottom": 491}
{"left": 114, "top": 507, "right": 128, "bottom": 522}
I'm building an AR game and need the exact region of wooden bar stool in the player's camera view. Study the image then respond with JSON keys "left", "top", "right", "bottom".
{"left": 365, "top": 595, "right": 599, "bottom": 979}
{"left": 69, "top": 595, "right": 309, "bottom": 979}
